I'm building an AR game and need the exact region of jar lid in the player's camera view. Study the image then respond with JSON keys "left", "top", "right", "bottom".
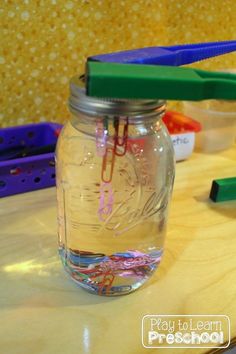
{"left": 68, "top": 75, "right": 166, "bottom": 117}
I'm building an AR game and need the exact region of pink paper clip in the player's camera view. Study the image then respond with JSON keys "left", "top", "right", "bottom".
{"left": 98, "top": 182, "right": 114, "bottom": 221}
{"left": 96, "top": 120, "right": 107, "bottom": 157}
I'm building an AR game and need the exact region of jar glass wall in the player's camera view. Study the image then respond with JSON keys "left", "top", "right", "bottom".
{"left": 56, "top": 78, "right": 175, "bottom": 296}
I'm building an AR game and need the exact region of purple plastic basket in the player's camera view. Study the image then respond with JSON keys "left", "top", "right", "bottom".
{"left": 0, "top": 122, "right": 62, "bottom": 198}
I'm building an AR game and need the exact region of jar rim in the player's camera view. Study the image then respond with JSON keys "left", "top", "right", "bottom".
{"left": 68, "top": 75, "right": 166, "bottom": 117}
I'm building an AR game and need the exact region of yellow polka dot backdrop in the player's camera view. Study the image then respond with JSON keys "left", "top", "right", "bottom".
{"left": 0, "top": 0, "right": 236, "bottom": 127}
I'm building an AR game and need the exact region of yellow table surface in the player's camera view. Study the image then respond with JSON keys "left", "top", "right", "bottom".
{"left": 1, "top": 147, "right": 236, "bottom": 354}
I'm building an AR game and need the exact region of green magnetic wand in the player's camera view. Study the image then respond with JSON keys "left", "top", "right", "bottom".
{"left": 210, "top": 177, "right": 236, "bottom": 202}
{"left": 86, "top": 62, "right": 236, "bottom": 101}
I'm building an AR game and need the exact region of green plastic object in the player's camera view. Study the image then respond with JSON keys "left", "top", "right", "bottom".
{"left": 86, "top": 61, "right": 236, "bottom": 101}
{"left": 210, "top": 177, "right": 236, "bottom": 202}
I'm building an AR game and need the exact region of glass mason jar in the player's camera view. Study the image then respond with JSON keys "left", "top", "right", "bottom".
{"left": 56, "top": 76, "right": 175, "bottom": 296}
